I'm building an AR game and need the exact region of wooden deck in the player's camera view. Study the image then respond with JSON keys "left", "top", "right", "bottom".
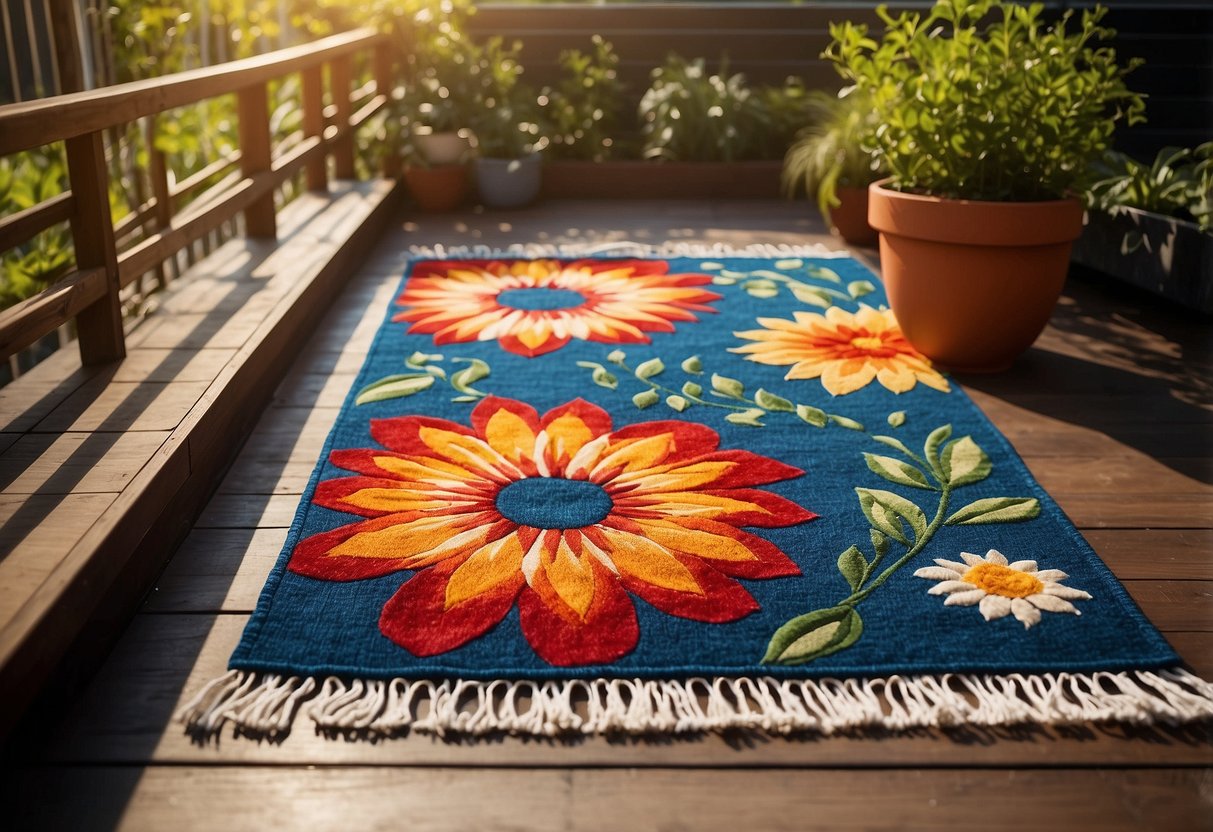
{"left": 7, "top": 199, "right": 1213, "bottom": 830}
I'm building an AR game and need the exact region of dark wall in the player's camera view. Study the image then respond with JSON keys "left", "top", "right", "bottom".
{"left": 470, "top": 2, "right": 1212, "bottom": 160}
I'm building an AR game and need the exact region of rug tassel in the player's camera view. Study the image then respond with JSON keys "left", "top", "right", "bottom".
{"left": 405, "top": 241, "right": 852, "bottom": 261}
{"left": 180, "top": 668, "right": 1213, "bottom": 739}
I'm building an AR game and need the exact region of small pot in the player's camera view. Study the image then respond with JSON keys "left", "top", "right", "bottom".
{"left": 868, "top": 181, "right": 1084, "bottom": 373}
{"left": 475, "top": 154, "right": 543, "bottom": 209}
{"left": 828, "top": 186, "right": 878, "bottom": 246}
{"left": 415, "top": 131, "right": 470, "bottom": 166}
{"left": 402, "top": 164, "right": 470, "bottom": 213}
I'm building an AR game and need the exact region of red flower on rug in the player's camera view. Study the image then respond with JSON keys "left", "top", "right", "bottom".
{"left": 392, "top": 258, "right": 721, "bottom": 357}
{"left": 289, "top": 396, "right": 815, "bottom": 666}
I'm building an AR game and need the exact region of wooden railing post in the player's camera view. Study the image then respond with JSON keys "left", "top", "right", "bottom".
{"left": 145, "top": 117, "right": 174, "bottom": 287}
{"left": 301, "top": 65, "right": 327, "bottom": 192}
{"left": 236, "top": 83, "right": 277, "bottom": 239}
{"left": 65, "top": 131, "right": 125, "bottom": 365}
{"left": 330, "top": 55, "right": 355, "bottom": 180}
{"left": 374, "top": 42, "right": 398, "bottom": 178}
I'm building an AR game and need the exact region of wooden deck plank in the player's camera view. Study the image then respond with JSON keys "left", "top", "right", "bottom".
{"left": 10, "top": 766, "right": 1212, "bottom": 832}
{"left": 0, "top": 431, "right": 169, "bottom": 494}
{"left": 31, "top": 378, "right": 211, "bottom": 433}
{"left": 42, "top": 613, "right": 1213, "bottom": 767}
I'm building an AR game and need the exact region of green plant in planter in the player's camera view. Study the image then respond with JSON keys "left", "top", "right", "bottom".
{"left": 541, "top": 35, "right": 627, "bottom": 162}
{"left": 824, "top": 0, "right": 1148, "bottom": 372}
{"left": 827, "top": 0, "right": 1145, "bottom": 201}
{"left": 470, "top": 37, "right": 548, "bottom": 159}
{"left": 1088, "top": 144, "right": 1213, "bottom": 233}
{"left": 782, "top": 89, "right": 885, "bottom": 221}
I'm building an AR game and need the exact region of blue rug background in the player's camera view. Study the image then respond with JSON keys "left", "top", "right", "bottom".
{"left": 231, "top": 255, "right": 1179, "bottom": 680}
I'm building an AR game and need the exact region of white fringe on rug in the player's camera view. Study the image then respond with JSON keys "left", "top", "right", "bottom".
{"left": 178, "top": 669, "right": 1213, "bottom": 739}
{"left": 405, "top": 241, "right": 854, "bottom": 261}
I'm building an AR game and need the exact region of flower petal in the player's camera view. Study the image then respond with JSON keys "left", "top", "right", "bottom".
{"left": 984, "top": 549, "right": 1009, "bottom": 565}
{"left": 380, "top": 561, "right": 523, "bottom": 657}
{"left": 628, "top": 516, "right": 801, "bottom": 579}
{"left": 1033, "top": 569, "right": 1069, "bottom": 582}
{"left": 943, "top": 589, "right": 988, "bottom": 606}
{"left": 914, "top": 566, "right": 966, "bottom": 581}
{"left": 978, "top": 594, "right": 1012, "bottom": 621}
{"left": 1027, "top": 594, "right": 1081, "bottom": 615}
{"left": 1007, "top": 560, "right": 1038, "bottom": 572}
{"left": 518, "top": 560, "right": 639, "bottom": 666}
{"left": 1011, "top": 598, "right": 1042, "bottom": 628}
{"left": 1042, "top": 584, "right": 1093, "bottom": 601}
{"left": 927, "top": 580, "right": 979, "bottom": 596}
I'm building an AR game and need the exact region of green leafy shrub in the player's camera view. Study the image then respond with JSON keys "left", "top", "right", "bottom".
{"left": 825, "top": 0, "right": 1146, "bottom": 201}
{"left": 639, "top": 55, "right": 809, "bottom": 163}
{"left": 541, "top": 35, "right": 626, "bottom": 161}
{"left": 0, "top": 151, "right": 74, "bottom": 309}
{"left": 782, "top": 89, "right": 885, "bottom": 220}
{"left": 1088, "top": 144, "right": 1213, "bottom": 233}
{"left": 469, "top": 38, "right": 547, "bottom": 159}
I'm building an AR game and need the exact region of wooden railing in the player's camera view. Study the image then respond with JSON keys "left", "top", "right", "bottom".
{"left": 0, "top": 27, "right": 393, "bottom": 368}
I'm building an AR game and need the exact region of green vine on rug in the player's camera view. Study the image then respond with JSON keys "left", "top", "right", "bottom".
{"left": 762, "top": 424, "right": 1041, "bottom": 666}
{"left": 699, "top": 258, "right": 875, "bottom": 308}
{"left": 355, "top": 352, "right": 491, "bottom": 405}
{"left": 579, "top": 349, "right": 866, "bottom": 430}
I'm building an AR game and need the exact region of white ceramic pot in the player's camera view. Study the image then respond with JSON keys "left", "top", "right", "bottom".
{"left": 415, "top": 131, "right": 470, "bottom": 166}
{"left": 475, "top": 154, "right": 543, "bottom": 209}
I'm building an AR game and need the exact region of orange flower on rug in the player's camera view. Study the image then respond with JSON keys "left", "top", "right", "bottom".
{"left": 731, "top": 305, "right": 950, "bottom": 396}
{"left": 289, "top": 396, "right": 816, "bottom": 666}
{"left": 393, "top": 258, "right": 720, "bottom": 357}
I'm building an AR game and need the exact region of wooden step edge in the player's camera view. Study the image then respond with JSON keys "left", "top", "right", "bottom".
{"left": 0, "top": 179, "right": 402, "bottom": 739}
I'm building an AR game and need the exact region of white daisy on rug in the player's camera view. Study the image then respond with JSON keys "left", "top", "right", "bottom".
{"left": 913, "top": 549, "right": 1092, "bottom": 629}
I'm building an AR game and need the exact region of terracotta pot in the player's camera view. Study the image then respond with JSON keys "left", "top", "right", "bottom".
{"left": 868, "top": 182, "right": 1084, "bottom": 373}
{"left": 415, "top": 131, "right": 470, "bottom": 166}
{"left": 828, "top": 186, "right": 878, "bottom": 246}
{"left": 402, "top": 164, "right": 470, "bottom": 213}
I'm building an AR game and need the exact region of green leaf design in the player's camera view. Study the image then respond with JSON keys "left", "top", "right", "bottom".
{"left": 700, "top": 261, "right": 725, "bottom": 270}
{"left": 872, "top": 434, "right": 918, "bottom": 460}
{"left": 711, "top": 373, "right": 745, "bottom": 398}
{"left": 754, "top": 388, "right": 794, "bottom": 412}
{"left": 681, "top": 355, "right": 703, "bottom": 374}
{"left": 887, "top": 411, "right": 906, "bottom": 428}
{"left": 923, "top": 424, "right": 953, "bottom": 480}
{"left": 632, "top": 389, "right": 660, "bottom": 409}
{"left": 790, "top": 285, "right": 833, "bottom": 308}
{"left": 830, "top": 414, "right": 866, "bottom": 431}
{"left": 837, "top": 546, "right": 867, "bottom": 591}
{"left": 869, "top": 528, "right": 889, "bottom": 558}
{"left": 855, "top": 487, "right": 928, "bottom": 545}
{"left": 862, "top": 453, "right": 933, "bottom": 490}
{"left": 591, "top": 367, "right": 618, "bottom": 389}
{"left": 665, "top": 394, "right": 689, "bottom": 412}
{"left": 745, "top": 284, "right": 780, "bottom": 299}
{"left": 425, "top": 365, "right": 447, "bottom": 379}
{"left": 681, "top": 381, "right": 703, "bottom": 398}
{"left": 451, "top": 395, "right": 478, "bottom": 403}
{"left": 450, "top": 358, "right": 490, "bottom": 393}
{"left": 796, "top": 403, "right": 828, "bottom": 427}
{"left": 774, "top": 258, "right": 803, "bottom": 270}
{"left": 725, "top": 408, "right": 766, "bottom": 427}
{"left": 607, "top": 349, "right": 627, "bottom": 365}
{"left": 405, "top": 350, "right": 443, "bottom": 368}
{"left": 762, "top": 606, "right": 863, "bottom": 665}
{"left": 941, "top": 436, "right": 991, "bottom": 487}
{"left": 711, "top": 275, "right": 737, "bottom": 286}
{"left": 806, "top": 265, "right": 843, "bottom": 284}
{"left": 847, "top": 279, "right": 876, "bottom": 299}
{"left": 355, "top": 374, "right": 435, "bottom": 405}
{"left": 945, "top": 497, "right": 1041, "bottom": 526}
{"left": 635, "top": 358, "right": 665, "bottom": 379}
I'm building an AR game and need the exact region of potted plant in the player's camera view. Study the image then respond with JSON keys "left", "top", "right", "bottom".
{"left": 1075, "top": 144, "right": 1213, "bottom": 313}
{"left": 398, "top": 140, "right": 470, "bottom": 213}
{"left": 782, "top": 89, "right": 884, "bottom": 246}
{"left": 470, "top": 37, "right": 548, "bottom": 209}
{"left": 827, "top": 0, "right": 1145, "bottom": 371}
{"left": 401, "top": 19, "right": 481, "bottom": 165}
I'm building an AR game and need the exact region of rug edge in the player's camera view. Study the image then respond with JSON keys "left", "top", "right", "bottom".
{"left": 177, "top": 668, "right": 1213, "bottom": 740}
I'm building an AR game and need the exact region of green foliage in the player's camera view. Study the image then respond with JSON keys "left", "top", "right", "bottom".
{"left": 1087, "top": 144, "right": 1213, "bottom": 233}
{"left": 541, "top": 36, "right": 627, "bottom": 161}
{"left": 468, "top": 38, "right": 547, "bottom": 159}
{"left": 825, "top": 0, "right": 1146, "bottom": 201}
{"left": 0, "top": 151, "right": 73, "bottom": 309}
{"left": 782, "top": 89, "right": 885, "bottom": 220}
{"left": 639, "top": 55, "right": 810, "bottom": 162}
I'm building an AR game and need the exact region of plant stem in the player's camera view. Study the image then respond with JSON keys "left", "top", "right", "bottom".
{"left": 838, "top": 484, "right": 952, "bottom": 607}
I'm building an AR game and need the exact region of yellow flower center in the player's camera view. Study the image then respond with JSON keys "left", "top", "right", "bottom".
{"left": 849, "top": 335, "right": 886, "bottom": 351}
{"left": 962, "top": 563, "right": 1043, "bottom": 598}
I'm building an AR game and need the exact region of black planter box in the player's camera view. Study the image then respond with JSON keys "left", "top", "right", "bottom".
{"left": 1072, "top": 207, "right": 1213, "bottom": 314}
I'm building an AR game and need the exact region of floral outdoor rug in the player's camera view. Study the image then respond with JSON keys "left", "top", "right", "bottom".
{"left": 182, "top": 243, "right": 1213, "bottom": 738}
